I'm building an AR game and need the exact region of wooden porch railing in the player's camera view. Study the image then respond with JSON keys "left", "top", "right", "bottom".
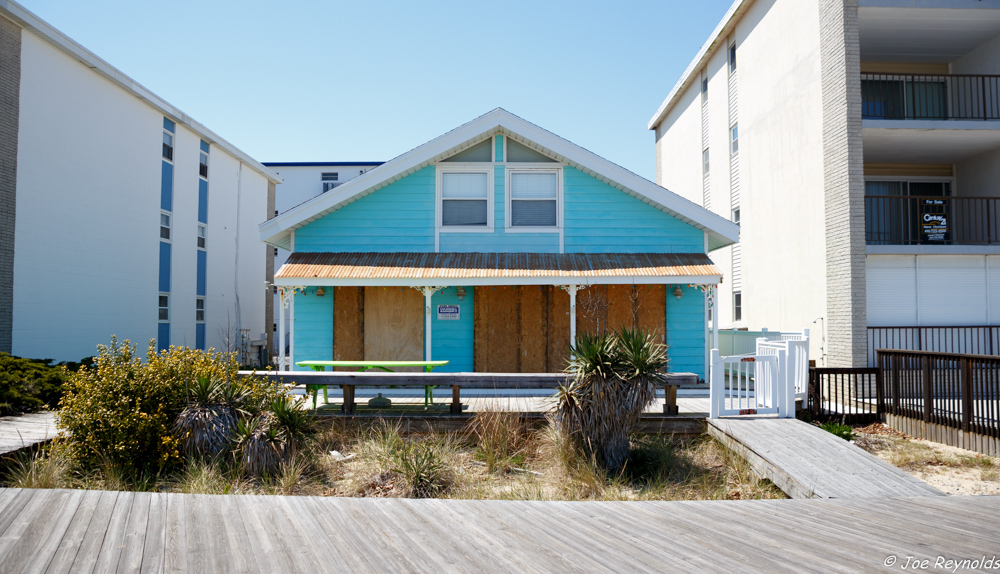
{"left": 876, "top": 349, "right": 1000, "bottom": 439}
{"left": 807, "top": 368, "right": 880, "bottom": 424}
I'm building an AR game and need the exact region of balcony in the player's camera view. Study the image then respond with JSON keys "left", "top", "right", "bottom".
{"left": 865, "top": 195, "right": 1000, "bottom": 246}
{"left": 862, "top": 74, "right": 1000, "bottom": 121}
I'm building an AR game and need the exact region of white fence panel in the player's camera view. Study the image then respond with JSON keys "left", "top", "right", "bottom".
{"left": 710, "top": 350, "right": 784, "bottom": 418}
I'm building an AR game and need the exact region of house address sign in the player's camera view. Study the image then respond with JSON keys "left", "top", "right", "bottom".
{"left": 437, "top": 305, "right": 460, "bottom": 321}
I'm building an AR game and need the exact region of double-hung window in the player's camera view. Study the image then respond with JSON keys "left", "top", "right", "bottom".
{"left": 439, "top": 169, "right": 491, "bottom": 229}
{"left": 160, "top": 212, "right": 171, "bottom": 240}
{"left": 730, "top": 124, "right": 739, "bottom": 156}
{"left": 162, "top": 132, "right": 173, "bottom": 161}
{"left": 508, "top": 170, "right": 559, "bottom": 228}
{"left": 195, "top": 297, "right": 205, "bottom": 322}
{"left": 158, "top": 294, "right": 169, "bottom": 321}
{"left": 197, "top": 224, "right": 206, "bottom": 249}
{"left": 199, "top": 151, "right": 209, "bottom": 178}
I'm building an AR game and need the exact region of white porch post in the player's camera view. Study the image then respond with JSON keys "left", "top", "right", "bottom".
{"left": 558, "top": 285, "right": 585, "bottom": 349}
{"left": 289, "top": 290, "right": 296, "bottom": 370}
{"left": 419, "top": 287, "right": 445, "bottom": 361}
{"left": 277, "top": 287, "right": 288, "bottom": 370}
{"left": 711, "top": 285, "right": 718, "bottom": 349}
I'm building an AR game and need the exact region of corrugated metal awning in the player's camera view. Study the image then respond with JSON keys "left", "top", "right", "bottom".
{"left": 274, "top": 252, "right": 722, "bottom": 287}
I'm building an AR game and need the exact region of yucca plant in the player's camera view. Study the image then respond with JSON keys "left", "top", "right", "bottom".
{"left": 269, "top": 395, "right": 313, "bottom": 457}
{"left": 555, "top": 327, "right": 668, "bottom": 473}
{"left": 174, "top": 376, "right": 246, "bottom": 459}
{"left": 232, "top": 414, "right": 285, "bottom": 478}
{"left": 391, "top": 441, "right": 449, "bottom": 498}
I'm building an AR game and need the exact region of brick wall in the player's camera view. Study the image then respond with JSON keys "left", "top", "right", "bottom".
{"left": 0, "top": 16, "right": 19, "bottom": 354}
{"left": 819, "top": 0, "right": 867, "bottom": 367}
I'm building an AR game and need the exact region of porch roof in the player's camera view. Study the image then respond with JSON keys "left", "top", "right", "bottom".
{"left": 274, "top": 252, "right": 722, "bottom": 287}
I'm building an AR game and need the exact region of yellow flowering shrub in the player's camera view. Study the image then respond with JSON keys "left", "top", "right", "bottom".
{"left": 57, "top": 337, "right": 275, "bottom": 475}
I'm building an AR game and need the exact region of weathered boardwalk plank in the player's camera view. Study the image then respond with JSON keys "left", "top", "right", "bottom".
{"left": 707, "top": 417, "right": 945, "bottom": 499}
{"left": 0, "top": 488, "right": 998, "bottom": 573}
{"left": 0, "top": 412, "right": 57, "bottom": 455}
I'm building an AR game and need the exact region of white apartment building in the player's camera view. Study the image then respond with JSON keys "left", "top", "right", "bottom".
{"left": 0, "top": 0, "right": 280, "bottom": 363}
{"left": 650, "top": 0, "right": 1000, "bottom": 367}
{"left": 261, "top": 162, "right": 383, "bottom": 349}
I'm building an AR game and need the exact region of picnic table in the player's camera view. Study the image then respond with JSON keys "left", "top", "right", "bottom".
{"left": 294, "top": 360, "right": 450, "bottom": 410}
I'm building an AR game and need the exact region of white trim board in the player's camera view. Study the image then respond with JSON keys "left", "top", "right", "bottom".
{"left": 273, "top": 274, "right": 723, "bottom": 288}
{"left": 260, "top": 108, "right": 740, "bottom": 252}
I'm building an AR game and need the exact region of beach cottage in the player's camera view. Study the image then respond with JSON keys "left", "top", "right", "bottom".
{"left": 260, "top": 109, "right": 739, "bottom": 380}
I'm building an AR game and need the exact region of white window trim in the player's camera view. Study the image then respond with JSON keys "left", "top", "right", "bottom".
{"left": 730, "top": 124, "right": 739, "bottom": 157}
{"left": 158, "top": 292, "right": 170, "bottom": 323}
{"left": 199, "top": 150, "right": 209, "bottom": 181}
{"left": 435, "top": 165, "right": 495, "bottom": 234}
{"left": 196, "top": 296, "right": 206, "bottom": 324}
{"left": 505, "top": 167, "right": 563, "bottom": 233}
{"left": 160, "top": 210, "right": 172, "bottom": 243}
{"left": 728, "top": 38, "right": 737, "bottom": 76}
{"left": 197, "top": 224, "right": 207, "bottom": 251}
{"left": 162, "top": 129, "right": 174, "bottom": 164}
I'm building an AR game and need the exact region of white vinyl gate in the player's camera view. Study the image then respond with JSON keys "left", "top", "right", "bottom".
{"left": 709, "top": 329, "right": 808, "bottom": 419}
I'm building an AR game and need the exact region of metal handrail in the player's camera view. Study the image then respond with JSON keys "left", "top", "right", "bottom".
{"left": 861, "top": 73, "right": 1000, "bottom": 120}
{"left": 865, "top": 195, "right": 999, "bottom": 245}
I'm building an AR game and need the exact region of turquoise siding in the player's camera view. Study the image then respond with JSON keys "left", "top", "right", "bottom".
{"left": 665, "top": 285, "right": 706, "bottom": 380}
{"left": 439, "top": 233, "right": 558, "bottom": 252}
{"left": 494, "top": 165, "right": 505, "bottom": 230}
{"left": 563, "top": 167, "right": 703, "bottom": 253}
{"left": 293, "top": 288, "right": 333, "bottom": 371}
{"left": 294, "top": 167, "right": 435, "bottom": 252}
{"left": 430, "top": 287, "right": 474, "bottom": 371}
{"left": 494, "top": 135, "right": 503, "bottom": 162}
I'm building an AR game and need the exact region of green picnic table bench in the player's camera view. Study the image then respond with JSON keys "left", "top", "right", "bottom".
{"left": 294, "top": 360, "right": 450, "bottom": 411}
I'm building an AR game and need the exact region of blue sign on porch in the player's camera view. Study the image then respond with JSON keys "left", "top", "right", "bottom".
{"left": 437, "top": 305, "right": 460, "bottom": 321}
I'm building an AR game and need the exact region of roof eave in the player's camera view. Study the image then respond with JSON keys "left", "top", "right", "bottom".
{"left": 647, "top": 0, "right": 754, "bottom": 130}
{"left": 0, "top": 0, "right": 281, "bottom": 184}
{"left": 273, "top": 275, "right": 723, "bottom": 288}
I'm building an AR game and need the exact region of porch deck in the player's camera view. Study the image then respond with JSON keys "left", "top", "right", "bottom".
{"left": 707, "top": 417, "right": 944, "bottom": 499}
{"left": 0, "top": 487, "right": 995, "bottom": 573}
{"left": 0, "top": 412, "right": 57, "bottom": 455}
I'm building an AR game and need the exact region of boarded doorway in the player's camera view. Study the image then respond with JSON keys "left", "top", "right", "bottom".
{"left": 363, "top": 286, "right": 423, "bottom": 369}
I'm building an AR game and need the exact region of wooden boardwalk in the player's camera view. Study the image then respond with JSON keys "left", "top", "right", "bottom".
{"left": 0, "top": 488, "right": 997, "bottom": 573}
{"left": 0, "top": 412, "right": 57, "bottom": 455}
{"left": 707, "top": 417, "right": 945, "bottom": 499}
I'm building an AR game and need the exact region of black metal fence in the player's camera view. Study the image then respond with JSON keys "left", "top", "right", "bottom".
{"left": 809, "top": 351, "right": 1000, "bottom": 438}
{"left": 862, "top": 73, "right": 1000, "bottom": 120}
{"left": 807, "top": 368, "right": 880, "bottom": 424}
{"left": 865, "top": 196, "right": 1000, "bottom": 246}
{"left": 867, "top": 326, "right": 1000, "bottom": 367}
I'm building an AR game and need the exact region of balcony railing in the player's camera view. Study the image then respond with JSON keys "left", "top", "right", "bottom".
{"left": 861, "top": 73, "right": 1000, "bottom": 120}
{"left": 865, "top": 195, "right": 1000, "bottom": 245}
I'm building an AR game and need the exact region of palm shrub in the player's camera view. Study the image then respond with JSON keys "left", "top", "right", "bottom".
{"left": 555, "top": 327, "right": 668, "bottom": 473}
{"left": 174, "top": 376, "right": 247, "bottom": 459}
{"left": 233, "top": 396, "right": 312, "bottom": 478}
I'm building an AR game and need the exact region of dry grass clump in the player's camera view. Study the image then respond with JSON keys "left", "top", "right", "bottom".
{"left": 3, "top": 440, "right": 76, "bottom": 489}
{"left": 468, "top": 408, "right": 533, "bottom": 473}
{"left": 854, "top": 423, "right": 1000, "bottom": 482}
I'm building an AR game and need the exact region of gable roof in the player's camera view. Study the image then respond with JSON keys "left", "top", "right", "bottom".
{"left": 259, "top": 108, "right": 740, "bottom": 251}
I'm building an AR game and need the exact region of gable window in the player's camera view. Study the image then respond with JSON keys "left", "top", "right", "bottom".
{"left": 322, "top": 172, "right": 339, "bottom": 192}
{"left": 730, "top": 124, "right": 739, "bottom": 156}
{"left": 439, "top": 169, "right": 491, "bottom": 228}
{"left": 508, "top": 169, "right": 559, "bottom": 228}
{"left": 162, "top": 132, "right": 173, "bottom": 161}
{"left": 729, "top": 42, "right": 737, "bottom": 75}
{"left": 160, "top": 212, "right": 171, "bottom": 240}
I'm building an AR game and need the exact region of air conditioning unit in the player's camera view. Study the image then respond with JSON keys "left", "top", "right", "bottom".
{"left": 322, "top": 182, "right": 341, "bottom": 192}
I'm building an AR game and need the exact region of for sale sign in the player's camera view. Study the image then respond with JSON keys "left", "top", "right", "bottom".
{"left": 920, "top": 198, "right": 949, "bottom": 242}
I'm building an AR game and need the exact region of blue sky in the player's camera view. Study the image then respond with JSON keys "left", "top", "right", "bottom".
{"left": 24, "top": 0, "right": 734, "bottom": 181}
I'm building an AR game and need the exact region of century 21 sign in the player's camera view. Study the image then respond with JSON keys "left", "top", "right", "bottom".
{"left": 920, "top": 198, "right": 949, "bottom": 242}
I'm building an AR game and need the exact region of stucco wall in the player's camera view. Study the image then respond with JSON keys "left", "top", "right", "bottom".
{"left": 951, "top": 31, "right": 1000, "bottom": 75}
{"left": 12, "top": 30, "right": 268, "bottom": 361}
{"left": 0, "top": 15, "right": 19, "bottom": 354}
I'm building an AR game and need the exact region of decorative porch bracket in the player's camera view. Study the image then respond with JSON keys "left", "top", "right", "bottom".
{"left": 557, "top": 284, "right": 589, "bottom": 349}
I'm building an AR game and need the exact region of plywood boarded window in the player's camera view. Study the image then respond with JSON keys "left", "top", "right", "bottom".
{"left": 363, "top": 286, "right": 423, "bottom": 370}
{"left": 332, "top": 287, "right": 365, "bottom": 368}
{"left": 472, "top": 285, "right": 665, "bottom": 373}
